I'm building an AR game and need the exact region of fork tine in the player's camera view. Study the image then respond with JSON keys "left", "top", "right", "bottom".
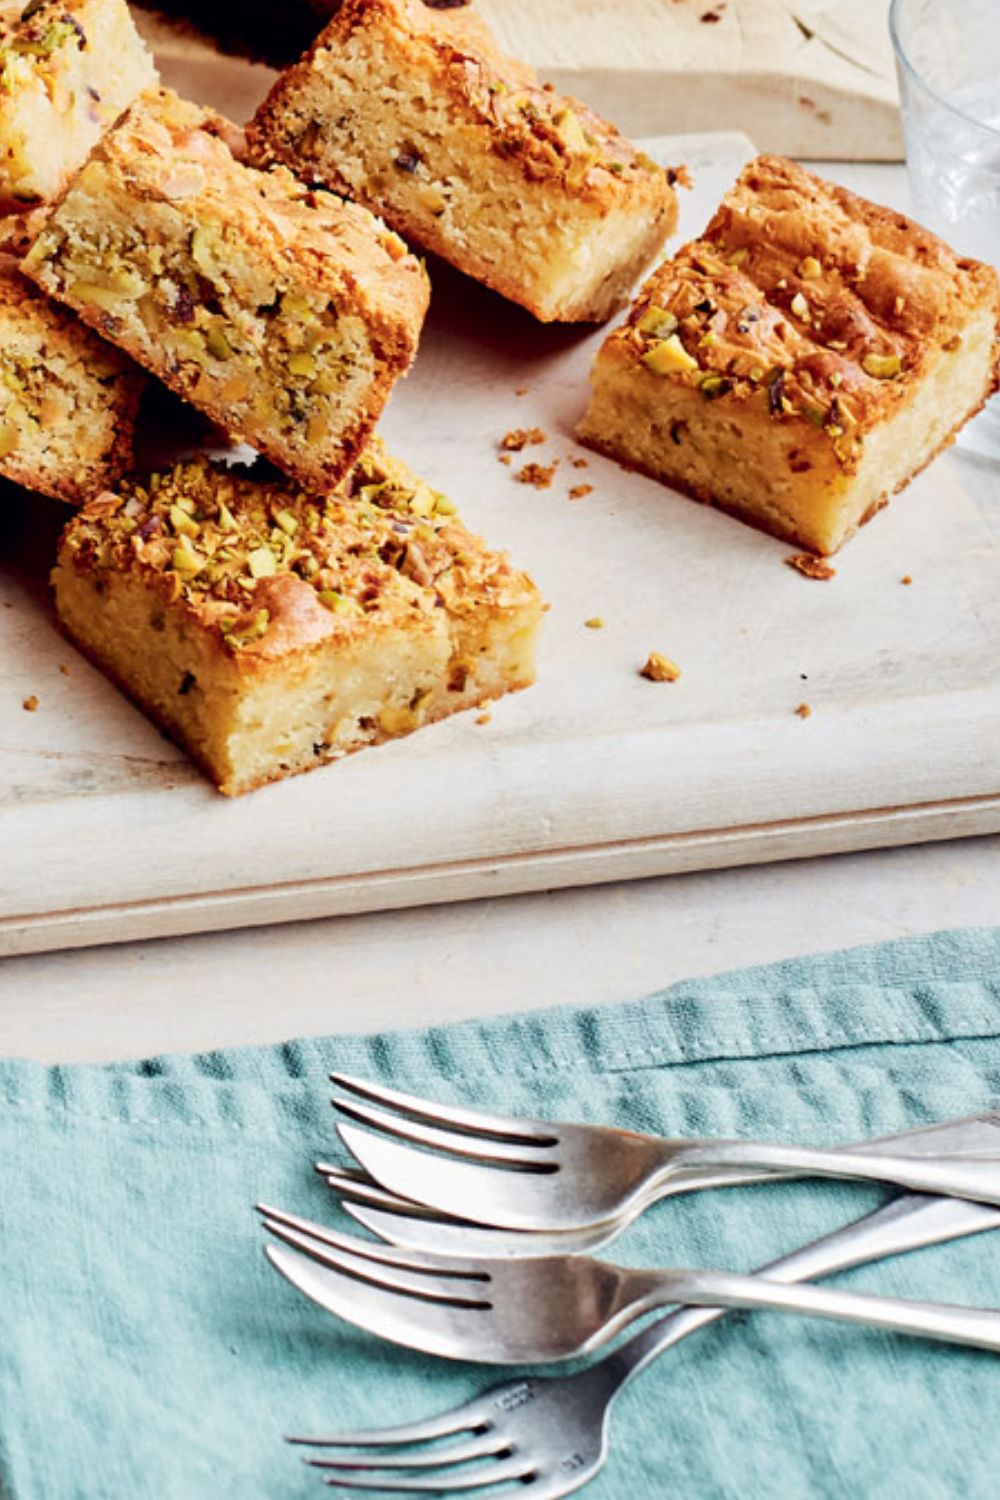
{"left": 308, "top": 1434, "right": 506, "bottom": 1471}
{"left": 288, "top": 1394, "right": 492, "bottom": 1449}
{"left": 320, "top": 1169, "right": 452, "bottom": 1220}
{"left": 317, "top": 1457, "right": 534, "bottom": 1492}
{"left": 257, "top": 1203, "right": 486, "bottom": 1281}
{"left": 331, "top": 1073, "right": 556, "bottom": 1145}
{"left": 264, "top": 1244, "right": 491, "bottom": 1361}
{"left": 259, "top": 1216, "right": 490, "bottom": 1306}
{"left": 334, "top": 1098, "right": 555, "bottom": 1169}
{"left": 338, "top": 1123, "right": 560, "bottom": 1228}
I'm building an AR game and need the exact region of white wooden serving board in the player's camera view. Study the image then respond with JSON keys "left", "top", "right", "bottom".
{"left": 3, "top": 131, "right": 1000, "bottom": 958}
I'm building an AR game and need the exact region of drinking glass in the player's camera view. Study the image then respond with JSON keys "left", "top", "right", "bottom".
{"left": 891, "top": 0, "right": 1000, "bottom": 461}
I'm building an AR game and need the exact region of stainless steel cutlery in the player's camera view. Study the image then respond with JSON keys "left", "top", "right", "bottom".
{"left": 329, "top": 1072, "right": 1000, "bottom": 1233}
{"left": 282, "top": 1188, "right": 999, "bottom": 1497}
{"left": 264, "top": 1081, "right": 1000, "bottom": 1495}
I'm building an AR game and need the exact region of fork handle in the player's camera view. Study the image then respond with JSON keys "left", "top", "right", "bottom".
{"left": 666, "top": 1141, "right": 1000, "bottom": 1204}
{"left": 606, "top": 1192, "right": 1000, "bottom": 1391}
{"left": 644, "top": 1257, "right": 1000, "bottom": 1353}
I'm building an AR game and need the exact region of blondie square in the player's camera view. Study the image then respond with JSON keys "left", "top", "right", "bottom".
{"left": 24, "top": 89, "right": 430, "bottom": 493}
{"left": 248, "top": 0, "right": 678, "bottom": 324}
{"left": 578, "top": 155, "right": 1000, "bottom": 554}
{"left": 0, "top": 0, "right": 156, "bottom": 210}
{"left": 0, "top": 253, "right": 142, "bottom": 503}
{"left": 53, "top": 442, "right": 544, "bottom": 795}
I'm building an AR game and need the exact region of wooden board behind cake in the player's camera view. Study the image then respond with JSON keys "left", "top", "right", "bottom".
{"left": 133, "top": 0, "right": 903, "bottom": 160}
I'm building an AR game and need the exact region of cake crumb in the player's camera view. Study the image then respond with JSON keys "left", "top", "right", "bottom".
{"left": 584, "top": 616, "right": 605, "bottom": 630}
{"left": 475, "top": 712, "right": 492, "bottom": 726}
{"left": 569, "top": 484, "right": 594, "bottom": 501}
{"left": 640, "top": 652, "right": 681, "bottom": 683}
{"left": 901, "top": 574, "right": 913, "bottom": 586}
{"left": 516, "top": 460, "right": 558, "bottom": 488}
{"left": 22, "top": 695, "right": 39, "bottom": 712}
{"left": 498, "top": 453, "right": 512, "bottom": 465}
{"left": 501, "top": 427, "right": 546, "bottom": 452}
{"left": 570, "top": 457, "right": 589, "bottom": 470}
{"left": 795, "top": 702, "right": 812, "bottom": 719}
{"left": 786, "top": 553, "right": 836, "bottom": 581}
{"left": 515, "top": 386, "right": 529, "bottom": 397}
{"left": 59, "top": 664, "right": 71, "bottom": 676}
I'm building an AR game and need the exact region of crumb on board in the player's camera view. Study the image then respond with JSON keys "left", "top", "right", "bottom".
{"left": 515, "top": 386, "right": 529, "bottom": 397}
{"left": 475, "top": 712, "right": 492, "bottom": 726}
{"left": 795, "top": 702, "right": 812, "bottom": 719}
{"left": 516, "top": 460, "right": 558, "bottom": 488}
{"left": 22, "top": 695, "right": 39, "bottom": 712}
{"left": 584, "top": 616, "right": 605, "bottom": 630}
{"left": 60, "top": 664, "right": 71, "bottom": 675}
{"left": 498, "top": 453, "right": 512, "bottom": 465}
{"left": 667, "top": 163, "right": 693, "bottom": 189}
{"left": 570, "top": 457, "right": 589, "bottom": 470}
{"left": 569, "top": 484, "right": 594, "bottom": 501}
{"left": 786, "top": 553, "right": 836, "bottom": 581}
{"left": 901, "top": 574, "right": 913, "bottom": 586}
{"left": 640, "top": 652, "right": 681, "bottom": 683}
{"left": 501, "top": 427, "right": 546, "bottom": 451}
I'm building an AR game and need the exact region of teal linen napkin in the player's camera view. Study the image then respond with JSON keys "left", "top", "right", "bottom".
{"left": 2, "top": 928, "right": 1000, "bottom": 1499}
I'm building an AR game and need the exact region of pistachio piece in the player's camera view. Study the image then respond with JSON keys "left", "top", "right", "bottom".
{"left": 862, "top": 353, "right": 902, "bottom": 379}
{"left": 790, "top": 291, "right": 810, "bottom": 320}
{"left": 169, "top": 504, "right": 200, "bottom": 538}
{"left": 172, "top": 542, "right": 203, "bottom": 578}
{"left": 637, "top": 305, "right": 679, "bottom": 338}
{"left": 274, "top": 508, "right": 298, "bottom": 536}
{"left": 288, "top": 352, "right": 316, "bottom": 378}
{"left": 70, "top": 281, "right": 125, "bottom": 311}
{"left": 641, "top": 335, "right": 699, "bottom": 377}
{"left": 409, "top": 485, "right": 437, "bottom": 518}
{"left": 205, "top": 326, "right": 234, "bottom": 360}
{"left": 318, "top": 589, "right": 364, "bottom": 617}
{"left": 798, "top": 256, "right": 822, "bottom": 279}
{"left": 247, "top": 545, "right": 276, "bottom": 579}
{"left": 551, "top": 107, "right": 589, "bottom": 155}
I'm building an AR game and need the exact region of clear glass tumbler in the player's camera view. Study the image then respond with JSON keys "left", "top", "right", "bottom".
{"left": 890, "top": 0, "right": 1000, "bottom": 461}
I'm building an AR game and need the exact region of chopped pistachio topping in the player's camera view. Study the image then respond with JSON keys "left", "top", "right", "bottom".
{"left": 862, "top": 352, "right": 902, "bottom": 379}
{"left": 637, "top": 305, "right": 679, "bottom": 338}
{"left": 641, "top": 335, "right": 699, "bottom": 377}
{"left": 65, "top": 448, "right": 472, "bottom": 651}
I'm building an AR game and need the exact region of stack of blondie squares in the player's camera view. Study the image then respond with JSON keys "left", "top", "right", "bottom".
{"left": 1, "top": 0, "right": 997, "bottom": 792}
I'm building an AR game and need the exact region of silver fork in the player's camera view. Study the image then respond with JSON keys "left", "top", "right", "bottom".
{"left": 319, "top": 1111, "right": 1000, "bottom": 1258}
{"left": 283, "top": 1190, "right": 1000, "bottom": 1496}
{"left": 329, "top": 1073, "right": 1000, "bottom": 1231}
{"left": 259, "top": 1198, "right": 1000, "bottom": 1363}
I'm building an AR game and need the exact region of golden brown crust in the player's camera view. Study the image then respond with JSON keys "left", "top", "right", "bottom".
{"left": 23, "top": 88, "right": 430, "bottom": 492}
{"left": 578, "top": 375, "right": 992, "bottom": 557}
{"left": 601, "top": 154, "right": 1000, "bottom": 469}
{"left": 247, "top": 0, "right": 677, "bottom": 320}
{"left": 56, "top": 440, "right": 539, "bottom": 669}
{"left": 251, "top": 0, "right": 673, "bottom": 209}
{"left": 0, "top": 255, "right": 142, "bottom": 503}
